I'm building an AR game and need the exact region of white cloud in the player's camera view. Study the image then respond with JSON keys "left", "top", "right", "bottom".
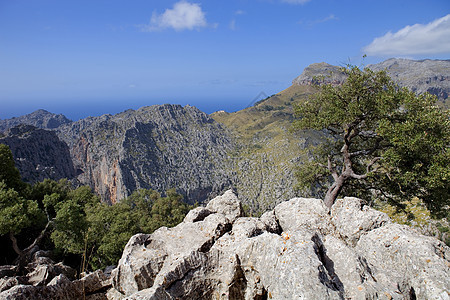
{"left": 363, "top": 14, "right": 450, "bottom": 56}
{"left": 229, "top": 19, "right": 236, "bottom": 30}
{"left": 281, "top": 0, "right": 311, "bottom": 4}
{"left": 142, "top": 1, "right": 209, "bottom": 32}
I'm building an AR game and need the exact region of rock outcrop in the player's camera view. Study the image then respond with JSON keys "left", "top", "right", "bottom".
{"left": 0, "top": 125, "right": 76, "bottom": 183}
{"left": 108, "top": 191, "right": 450, "bottom": 299}
{"left": 292, "top": 62, "right": 348, "bottom": 86}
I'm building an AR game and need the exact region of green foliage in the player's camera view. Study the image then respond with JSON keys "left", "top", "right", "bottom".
{"left": 293, "top": 66, "right": 449, "bottom": 213}
{"left": 0, "top": 181, "right": 45, "bottom": 236}
{"left": 0, "top": 142, "right": 189, "bottom": 269}
{"left": 85, "top": 188, "right": 189, "bottom": 270}
{"left": 0, "top": 144, "right": 26, "bottom": 193}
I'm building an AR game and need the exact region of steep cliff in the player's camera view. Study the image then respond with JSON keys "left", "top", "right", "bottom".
{"left": 56, "top": 104, "right": 233, "bottom": 204}
{"left": 0, "top": 125, "right": 76, "bottom": 183}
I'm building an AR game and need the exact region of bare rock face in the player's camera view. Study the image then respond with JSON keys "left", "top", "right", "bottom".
{"left": 0, "top": 125, "right": 76, "bottom": 183}
{"left": 108, "top": 191, "right": 450, "bottom": 299}
{"left": 56, "top": 104, "right": 233, "bottom": 204}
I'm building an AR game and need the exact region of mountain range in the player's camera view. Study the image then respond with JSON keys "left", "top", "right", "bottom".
{"left": 0, "top": 58, "right": 448, "bottom": 209}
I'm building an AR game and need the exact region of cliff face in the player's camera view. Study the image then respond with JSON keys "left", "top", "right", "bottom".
{"left": 0, "top": 125, "right": 76, "bottom": 183}
{"left": 56, "top": 104, "right": 233, "bottom": 204}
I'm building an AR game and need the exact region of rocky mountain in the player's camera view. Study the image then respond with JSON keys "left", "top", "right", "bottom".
{"left": 2, "top": 191, "right": 448, "bottom": 299}
{"left": 293, "top": 58, "right": 450, "bottom": 106}
{"left": 0, "top": 125, "right": 76, "bottom": 183}
{"left": 55, "top": 104, "right": 233, "bottom": 204}
{"left": 0, "top": 58, "right": 448, "bottom": 208}
{"left": 0, "top": 109, "right": 72, "bottom": 133}
{"left": 368, "top": 58, "right": 450, "bottom": 106}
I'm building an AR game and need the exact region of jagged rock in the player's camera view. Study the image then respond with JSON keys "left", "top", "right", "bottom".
{"left": 205, "top": 189, "right": 242, "bottom": 222}
{"left": 367, "top": 58, "right": 450, "bottom": 103}
{"left": 0, "top": 265, "right": 17, "bottom": 279}
{"left": 293, "top": 58, "right": 450, "bottom": 104}
{"left": 274, "top": 197, "right": 331, "bottom": 234}
{"left": 259, "top": 210, "right": 282, "bottom": 234}
{"left": 0, "top": 269, "right": 111, "bottom": 300}
{"left": 0, "top": 277, "right": 24, "bottom": 293}
{"left": 183, "top": 207, "right": 212, "bottom": 223}
{"left": 109, "top": 191, "right": 450, "bottom": 299}
{"left": 331, "top": 197, "right": 391, "bottom": 246}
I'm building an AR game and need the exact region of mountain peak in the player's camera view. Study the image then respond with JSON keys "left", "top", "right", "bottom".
{"left": 0, "top": 109, "right": 72, "bottom": 133}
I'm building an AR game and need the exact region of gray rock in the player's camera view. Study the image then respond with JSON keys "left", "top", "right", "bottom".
{"left": 331, "top": 197, "right": 391, "bottom": 246}
{"left": 57, "top": 104, "right": 234, "bottom": 204}
{"left": 0, "top": 125, "right": 76, "bottom": 183}
{"left": 292, "top": 62, "right": 348, "bottom": 86}
{"left": 0, "top": 269, "right": 111, "bottom": 300}
{"left": 274, "top": 197, "right": 331, "bottom": 234}
{"left": 183, "top": 206, "right": 212, "bottom": 223}
{"left": 205, "top": 189, "right": 243, "bottom": 222}
{"left": 367, "top": 58, "right": 450, "bottom": 102}
{"left": 108, "top": 191, "right": 450, "bottom": 299}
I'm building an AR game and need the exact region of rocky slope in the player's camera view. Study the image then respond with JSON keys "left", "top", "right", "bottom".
{"left": 4, "top": 191, "right": 448, "bottom": 299}
{"left": 368, "top": 58, "right": 450, "bottom": 106}
{"left": 0, "top": 125, "right": 76, "bottom": 183}
{"left": 56, "top": 104, "right": 233, "bottom": 204}
{"left": 0, "top": 109, "right": 72, "bottom": 133}
{"left": 293, "top": 58, "right": 450, "bottom": 105}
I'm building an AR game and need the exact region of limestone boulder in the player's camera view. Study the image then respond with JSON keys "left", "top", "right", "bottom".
{"left": 107, "top": 191, "right": 450, "bottom": 299}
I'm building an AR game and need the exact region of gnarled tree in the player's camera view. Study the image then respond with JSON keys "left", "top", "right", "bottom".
{"left": 293, "top": 66, "right": 449, "bottom": 214}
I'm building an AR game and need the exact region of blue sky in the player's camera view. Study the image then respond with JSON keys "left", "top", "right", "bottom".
{"left": 0, "top": 0, "right": 449, "bottom": 120}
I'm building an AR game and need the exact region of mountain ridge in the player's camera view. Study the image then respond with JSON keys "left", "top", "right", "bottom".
{"left": 0, "top": 58, "right": 448, "bottom": 207}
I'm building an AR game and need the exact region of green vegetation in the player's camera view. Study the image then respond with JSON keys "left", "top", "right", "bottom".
{"left": 293, "top": 66, "right": 449, "bottom": 214}
{"left": 0, "top": 144, "right": 190, "bottom": 272}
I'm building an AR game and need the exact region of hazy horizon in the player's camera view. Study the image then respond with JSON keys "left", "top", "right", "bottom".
{"left": 1, "top": 0, "right": 449, "bottom": 120}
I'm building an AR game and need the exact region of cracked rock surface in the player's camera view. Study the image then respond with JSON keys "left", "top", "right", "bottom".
{"left": 108, "top": 191, "right": 450, "bottom": 299}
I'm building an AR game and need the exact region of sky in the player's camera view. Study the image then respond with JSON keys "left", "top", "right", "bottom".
{"left": 0, "top": 0, "right": 449, "bottom": 120}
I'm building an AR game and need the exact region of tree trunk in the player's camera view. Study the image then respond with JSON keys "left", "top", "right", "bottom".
{"left": 10, "top": 221, "right": 52, "bottom": 273}
{"left": 323, "top": 175, "right": 345, "bottom": 209}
